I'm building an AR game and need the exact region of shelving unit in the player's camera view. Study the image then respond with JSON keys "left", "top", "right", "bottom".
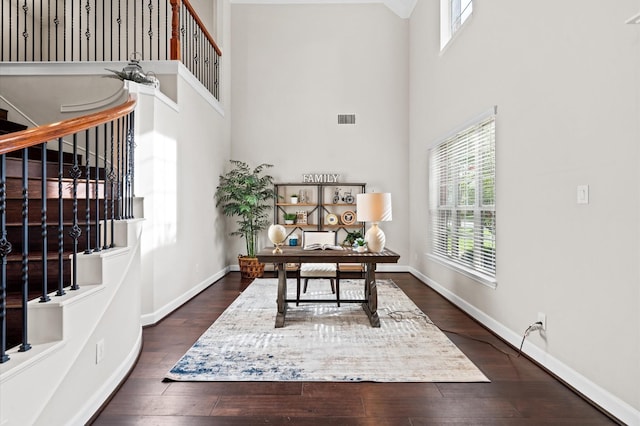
{"left": 273, "top": 182, "right": 366, "bottom": 245}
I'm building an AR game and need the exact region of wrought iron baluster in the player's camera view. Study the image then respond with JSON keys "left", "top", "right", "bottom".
{"left": 129, "top": 111, "right": 135, "bottom": 218}
{"left": 94, "top": 126, "right": 101, "bottom": 251}
{"left": 57, "top": 137, "right": 65, "bottom": 296}
{"left": 125, "top": 112, "right": 135, "bottom": 218}
{"left": 116, "top": 117, "right": 122, "bottom": 220}
{"left": 84, "top": 0, "right": 90, "bottom": 61}
{"left": 30, "top": 0, "right": 34, "bottom": 61}
{"left": 117, "top": 0, "right": 121, "bottom": 60}
{"left": 147, "top": 0, "right": 153, "bottom": 60}
{"left": 0, "top": 154, "right": 12, "bottom": 363}
{"left": 70, "top": 0, "right": 74, "bottom": 60}
{"left": 84, "top": 130, "right": 92, "bottom": 254}
{"left": 126, "top": 0, "right": 130, "bottom": 61}
{"left": 19, "top": 148, "right": 31, "bottom": 353}
{"left": 39, "top": 0, "right": 43, "bottom": 61}
{"left": 62, "top": 0, "right": 66, "bottom": 61}
{"left": 69, "top": 135, "right": 81, "bottom": 290}
{"left": 103, "top": 123, "right": 110, "bottom": 250}
{"left": 21, "top": 0, "right": 28, "bottom": 61}
{"left": 109, "top": 120, "right": 116, "bottom": 247}
{"left": 40, "top": 143, "right": 50, "bottom": 303}
{"left": 124, "top": 119, "right": 130, "bottom": 218}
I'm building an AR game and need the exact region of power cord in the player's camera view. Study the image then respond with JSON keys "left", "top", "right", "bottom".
{"left": 386, "top": 309, "right": 514, "bottom": 357}
{"left": 516, "top": 321, "right": 543, "bottom": 357}
{"left": 386, "top": 309, "right": 543, "bottom": 359}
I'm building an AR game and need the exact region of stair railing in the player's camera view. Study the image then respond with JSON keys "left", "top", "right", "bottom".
{"left": 0, "top": 0, "right": 221, "bottom": 99}
{"left": 0, "top": 96, "right": 136, "bottom": 363}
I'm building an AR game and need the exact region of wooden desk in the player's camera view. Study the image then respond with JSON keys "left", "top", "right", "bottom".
{"left": 256, "top": 247, "right": 400, "bottom": 328}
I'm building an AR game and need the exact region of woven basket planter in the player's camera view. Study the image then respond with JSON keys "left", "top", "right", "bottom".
{"left": 238, "top": 256, "right": 265, "bottom": 279}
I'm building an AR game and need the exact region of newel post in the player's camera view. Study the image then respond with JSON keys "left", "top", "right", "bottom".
{"left": 170, "top": 0, "right": 182, "bottom": 60}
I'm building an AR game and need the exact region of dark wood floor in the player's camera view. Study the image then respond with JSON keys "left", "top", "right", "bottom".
{"left": 92, "top": 272, "right": 619, "bottom": 425}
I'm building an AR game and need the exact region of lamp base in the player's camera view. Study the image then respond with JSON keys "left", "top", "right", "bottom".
{"left": 365, "top": 223, "right": 386, "bottom": 252}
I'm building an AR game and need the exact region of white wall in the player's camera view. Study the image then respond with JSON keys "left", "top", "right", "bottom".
{"left": 409, "top": 0, "right": 640, "bottom": 422}
{"left": 229, "top": 3, "right": 410, "bottom": 264}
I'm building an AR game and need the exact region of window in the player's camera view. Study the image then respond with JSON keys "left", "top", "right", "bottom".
{"left": 440, "top": 0, "right": 473, "bottom": 50}
{"left": 429, "top": 112, "right": 495, "bottom": 283}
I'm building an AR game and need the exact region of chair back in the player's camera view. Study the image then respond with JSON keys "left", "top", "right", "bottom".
{"left": 302, "top": 231, "right": 337, "bottom": 247}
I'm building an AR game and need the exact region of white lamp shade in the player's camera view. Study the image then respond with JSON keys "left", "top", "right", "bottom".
{"left": 356, "top": 193, "right": 392, "bottom": 223}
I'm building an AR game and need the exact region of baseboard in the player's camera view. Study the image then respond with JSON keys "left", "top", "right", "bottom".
{"left": 68, "top": 328, "right": 142, "bottom": 426}
{"left": 408, "top": 267, "right": 640, "bottom": 426}
{"left": 140, "top": 267, "right": 230, "bottom": 326}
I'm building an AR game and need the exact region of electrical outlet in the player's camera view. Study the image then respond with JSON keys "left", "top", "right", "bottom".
{"left": 96, "top": 339, "right": 105, "bottom": 364}
{"left": 537, "top": 312, "right": 547, "bottom": 331}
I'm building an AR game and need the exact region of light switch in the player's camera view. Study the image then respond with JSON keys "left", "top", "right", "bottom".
{"left": 577, "top": 185, "right": 589, "bottom": 204}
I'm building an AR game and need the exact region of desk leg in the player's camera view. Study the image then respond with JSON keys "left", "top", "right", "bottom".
{"left": 361, "top": 262, "right": 380, "bottom": 327}
{"left": 275, "top": 262, "right": 287, "bottom": 328}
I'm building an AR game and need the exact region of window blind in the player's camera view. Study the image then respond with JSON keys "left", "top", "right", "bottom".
{"left": 429, "top": 115, "right": 496, "bottom": 277}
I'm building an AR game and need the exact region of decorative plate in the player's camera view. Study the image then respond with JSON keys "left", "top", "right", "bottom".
{"left": 326, "top": 214, "right": 338, "bottom": 225}
{"left": 341, "top": 210, "right": 356, "bottom": 225}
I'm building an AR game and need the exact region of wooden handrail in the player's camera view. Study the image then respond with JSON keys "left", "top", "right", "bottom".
{"left": 170, "top": 0, "right": 222, "bottom": 60}
{"left": 0, "top": 96, "right": 137, "bottom": 156}
{"left": 183, "top": 0, "right": 223, "bottom": 56}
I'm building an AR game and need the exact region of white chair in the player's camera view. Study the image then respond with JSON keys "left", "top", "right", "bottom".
{"left": 297, "top": 231, "right": 340, "bottom": 306}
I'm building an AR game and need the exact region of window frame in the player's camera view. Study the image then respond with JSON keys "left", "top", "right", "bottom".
{"left": 428, "top": 107, "right": 496, "bottom": 288}
{"left": 440, "top": 0, "right": 473, "bottom": 51}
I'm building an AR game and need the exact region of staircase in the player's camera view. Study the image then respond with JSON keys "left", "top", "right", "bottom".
{"left": 0, "top": 107, "right": 120, "bottom": 353}
{"left": 0, "top": 109, "right": 27, "bottom": 135}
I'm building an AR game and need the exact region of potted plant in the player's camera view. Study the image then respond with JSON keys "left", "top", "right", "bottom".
{"left": 290, "top": 194, "right": 298, "bottom": 204}
{"left": 284, "top": 213, "right": 297, "bottom": 225}
{"left": 343, "top": 230, "right": 363, "bottom": 247}
{"left": 215, "top": 160, "right": 276, "bottom": 279}
{"left": 355, "top": 238, "right": 367, "bottom": 252}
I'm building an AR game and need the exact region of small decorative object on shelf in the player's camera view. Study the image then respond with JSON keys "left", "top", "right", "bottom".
{"left": 290, "top": 194, "right": 298, "bottom": 204}
{"left": 341, "top": 210, "right": 356, "bottom": 225}
{"left": 296, "top": 211, "right": 308, "bottom": 224}
{"left": 326, "top": 213, "right": 338, "bottom": 225}
{"left": 284, "top": 213, "right": 296, "bottom": 225}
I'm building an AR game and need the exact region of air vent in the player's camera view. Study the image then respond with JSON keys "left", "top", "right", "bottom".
{"left": 338, "top": 114, "right": 356, "bottom": 125}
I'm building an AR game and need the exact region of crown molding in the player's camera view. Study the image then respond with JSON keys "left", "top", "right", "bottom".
{"left": 229, "top": 0, "right": 416, "bottom": 19}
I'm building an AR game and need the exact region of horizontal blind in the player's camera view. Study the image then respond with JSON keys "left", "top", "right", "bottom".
{"left": 430, "top": 115, "right": 496, "bottom": 277}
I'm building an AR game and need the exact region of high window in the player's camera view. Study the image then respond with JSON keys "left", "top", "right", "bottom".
{"left": 440, "top": 0, "right": 473, "bottom": 50}
{"left": 429, "top": 111, "right": 496, "bottom": 285}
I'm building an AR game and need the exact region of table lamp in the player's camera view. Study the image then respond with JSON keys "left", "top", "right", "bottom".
{"left": 356, "top": 193, "right": 392, "bottom": 252}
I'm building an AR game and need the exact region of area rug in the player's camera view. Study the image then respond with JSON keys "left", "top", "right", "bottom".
{"left": 164, "top": 279, "right": 489, "bottom": 382}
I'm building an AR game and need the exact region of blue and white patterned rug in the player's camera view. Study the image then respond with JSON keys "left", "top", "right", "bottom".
{"left": 165, "top": 279, "right": 489, "bottom": 382}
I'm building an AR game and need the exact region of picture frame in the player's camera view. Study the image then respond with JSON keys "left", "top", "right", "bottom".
{"left": 296, "top": 210, "right": 308, "bottom": 225}
{"left": 341, "top": 210, "right": 356, "bottom": 225}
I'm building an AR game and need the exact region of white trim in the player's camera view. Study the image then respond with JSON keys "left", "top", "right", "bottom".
{"left": 426, "top": 253, "right": 497, "bottom": 289}
{"left": 0, "top": 61, "right": 224, "bottom": 117}
{"left": 140, "top": 267, "right": 230, "bottom": 326}
{"left": 428, "top": 105, "right": 497, "bottom": 149}
{"left": 175, "top": 61, "right": 225, "bottom": 117}
{"left": 408, "top": 266, "right": 640, "bottom": 426}
{"left": 0, "top": 95, "right": 39, "bottom": 127}
{"left": 69, "top": 329, "right": 143, "bottom": 426}
{"left": 60, "top": 87, "right": 127, "bottom": 113}
{"left": 626, "top": 11, "right": 640, "bottom": 24}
